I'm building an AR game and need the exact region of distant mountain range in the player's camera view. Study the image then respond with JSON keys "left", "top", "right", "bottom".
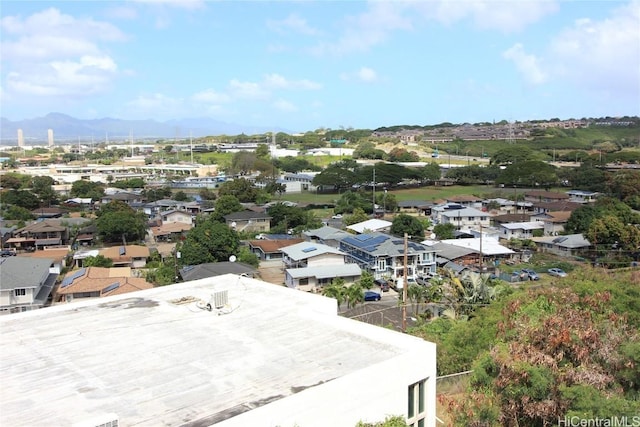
{"left": 0, "top": 113, "right": 290, "bottom": 143}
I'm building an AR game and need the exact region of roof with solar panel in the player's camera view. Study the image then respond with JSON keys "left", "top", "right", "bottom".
{"left": 341, "top": 232, "right": 435, "bottom": 257}
{"left": 56, "top": 267, "right": 152, "bottom": 297}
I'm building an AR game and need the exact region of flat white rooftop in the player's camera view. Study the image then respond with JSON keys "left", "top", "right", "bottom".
{"left": 0, "top": 274, "right": 430, "bottom": 426}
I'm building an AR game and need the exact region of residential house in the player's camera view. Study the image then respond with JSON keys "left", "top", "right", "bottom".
{"left": 31, "top": 207, "right": 65, "bottom": 220}
{"left": 55, "top": 266, "right": 152, "bottom": 303}
{"left": 280, "top": 241, "right": 346, "bottom": 269}
{"left": 0, "top": 257, "right": 57, "bottom": 314}
{"left": 531, "top": 200, "right": 582, "bottom": 215}
{"left": 248, "top": 238, "right": 304, "bottom": 261}
{"left": 566, "top": 190, "right": 599, "bottom": 203}
{"left": 179, "top": 262, "right": 259, "bottom": 281}
{"left": 303, "top": 226, "right": 351, "bottom": 249}
{"left": 424, "top": 241, "right": 477, "bottom": 268}
{"left": 225, "top": 211, "right": 272, "bottom": 233}
{"left": 0, "top": 226, "right": 16, "bottom": 248}
{"left": 340, "top": 233, "right": 437, "bottom": 284}
{"left": 347, "top": 219, "right": 393, "bottom": 234}
{"left": 481, "top": 198, "right": 516, "bottom": 214}
{"left": 446, "top": 195, "right": 483, "bottom": 209}
{"left": 491, "top": 213, "right": 532, "bottom": 226}
{"left": 524, "top": 190, "right": 570, "bottom": 203}
{"left": 75, "top": 224, "right": 97, "bottom": 247}
{"left": 282, "top": 173, "right": 318, "bottom": 192}
{"left": 500, "top": 221, "right": 545, "bottom": 240}
{"left": 0, "top": 275, "right": 437, "bottom": 427}
{"left": 531, "top": 211, "right": 573, "bottom": 236}
{"left": 396, "top": 200, "right": 433, "bottom": 216}
{"left": 436, "top": 238, "right": 516, "bottom": 266}
{"left": 18, "top": 247, "right": 70, "bottom": 274}
{"left": 439, "top": 207, "right": 490, "bottom": 230}
{"left": 100, "top": 192, "right": 145, "bottom": 206}
{"left": 285, "top": 263, "right": 362, "bottom": 290}
{"left": 7, "top": 220, "right": 69, "bottom": 251}
{"left": 532, "top": 234, "right": 591, "bottom": 257}
{"left": 161, "top": 209, "right": 193, "bottom": 225}
{"left": 99, "top": 245, "right": 150, "bottom": 268}
{"left": 151, "top": 222, "right": 192, "bottom": 243}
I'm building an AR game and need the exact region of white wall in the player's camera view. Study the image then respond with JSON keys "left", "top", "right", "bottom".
{"left": 215, "top": 325, "right": 437, "bottom": 427}
{"left": 307, "top": 253, "right": 345, "bottom": 268}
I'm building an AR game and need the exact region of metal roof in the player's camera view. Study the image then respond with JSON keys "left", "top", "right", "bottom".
{"left": 279, "top": 242, "right": 344, "bottom": 261}
{"left": 286, "top": 264, "right": 362, "bottom": 280}
{"left": 0, "top": 257, "right": 53, "bottom": 290}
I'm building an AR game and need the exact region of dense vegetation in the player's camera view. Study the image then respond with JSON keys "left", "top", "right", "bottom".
{"left": 412, "top": 268, "right": 640, "bottom": 425}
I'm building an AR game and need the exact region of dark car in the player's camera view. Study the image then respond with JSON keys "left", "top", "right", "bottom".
{"left": 364, "top": 291, "right": 381, "bottom": 301}
{"left": 521, "top": 268, "right": 540, "bottom": 281}
{"left": 0, "top": 250, "right": 16, "bottom": 257}
{"left": 374, "top": 279, "right": 390, "bottom": 292}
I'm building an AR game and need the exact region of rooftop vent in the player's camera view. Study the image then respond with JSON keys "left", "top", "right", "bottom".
{"left": 207, "top": 290, "right": 228, "bottom": 311}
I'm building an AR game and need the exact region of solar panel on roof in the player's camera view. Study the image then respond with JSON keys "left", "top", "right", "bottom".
{"left": 301, "top": 247, "right": 317, "bottom": 253}
{"left": 60, "top": 268, "right": 86, "bottom": 288}
{"left": 102, "top": 282, "right": 120, "bottom": 294}
{"left": 354, "top": 234, "right": 373, "bottom": 241}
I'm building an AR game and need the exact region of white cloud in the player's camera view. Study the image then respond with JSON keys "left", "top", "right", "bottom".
{"left": 548, "top": 1, "right": 640, "bottom": 92}
{"left": 125, "top": 93, "right": 184, "bottom": 118}
{"left": 504, "top": 1, "right": 640, "bottom": 95}
{"left": 503, "top": 43, "right": 547, "bottom": 84}
{"left": 422, "top": 1, "right": 559, "bottom": 33}
{"left": 104, "top": 5, "right": 138, "bottom": 20}
{"left": 264, "top": 73, "right": 322, "bottom": 90}
{"left": 311, "top": 2, "right": 412, "bottom": 56}
{"left": 130, "top": 0, "right": 205, "bottom": 11}
{"left": 340, "top": 67, "right": 379, "bottom": 83}
{"left": 273, "top": 99, "right": 298, "bottom": 112}
{"left": 191, "top": 89, "right": 231, "bottom": 104}
{"left": 267, "top": 13, "right": 320, "bottom": 36}
{"left": 0, "top": 8, "right": 125, "bottom": 98}
{"left": 228, "top": 79, "right": 271, "bottom": 100}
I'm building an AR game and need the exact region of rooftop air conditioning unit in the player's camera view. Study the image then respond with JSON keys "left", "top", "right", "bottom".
{"left": 206, "top": 290, "right": 228, "bottom": 311}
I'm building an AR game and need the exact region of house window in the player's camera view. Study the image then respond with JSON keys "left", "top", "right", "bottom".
{"left": 14, "top": 288, "right": 26, "bottom": 297}
{"left": 407, "top": 378, "right": 427, "bottom": 427}
{"left": 377, "top": 259, "right": 386, "bottom": 271}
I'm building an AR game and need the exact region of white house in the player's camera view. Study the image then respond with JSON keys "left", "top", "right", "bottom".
{"left": 161, "top": 209, "right": 194, "bottom": 225}
{"left": 439, "top": 207, "right": 491, "bottom": 230}
{"left": 347, "top": 218, "right": 393, "bottom": 234}
{"left": 280, "top": 241, "right": 346, "bottom": 269}
{"left": 0, "top": 257, "right": 57, "bottom": 314}
{"left": 0, "top": 275, "right": 437, "bottom": 427}
{"left": 500, "top": 221, "right": 545, "bottom": 239}
{"left": 285, "top": 263, "right": 362, "bottom": 290}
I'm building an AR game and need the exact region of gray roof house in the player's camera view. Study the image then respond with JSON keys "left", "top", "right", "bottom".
{"left": 0, "top": 257, "right": 57, "bottom": 314}
{"left": 532, "top": 234, "right": 591, "bottom": 257}
{"left": 179, "top": 262, "right": 259, "bottom": 281}
{"left": 279, "top": 242, "right": 345, "bottom": 269}
{"left": 285, "top": 264, "right": 362, "bottom": 291}
{"left": 303, "top": 226, "right": 351, "bottom": 248}
{"left": 224, "top": 211, "right": 272, "bottom": 233}
{"left": 339, "top": 233, "right": 437, "bottom": 286}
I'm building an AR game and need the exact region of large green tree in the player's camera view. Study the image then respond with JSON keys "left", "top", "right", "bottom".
{"left": 312, "top": 165, "right": 357, "bottom": 192}
{"left": 211, "top": 195, "right": 244, "bottom": 222}
{"left": 96, "top": 201, "right": 147, "bottom": 243}
{"left": 178, "top": 219, "right": 240, "bottom": 266}
{"left": 390, "top": 214, "right": 425, "bottom": 239}
{"left": 70, "top": 180, "right": 105, "bottom": 199}
{"left": 218, "top": 178, "right": 259, "bottom": 202}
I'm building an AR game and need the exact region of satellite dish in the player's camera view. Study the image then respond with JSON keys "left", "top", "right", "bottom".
{"left": 229, "top": 255, "right": 237, "bottom": 263}
{"left": 231, "top": 221, "right": 237, "bottom": 229}
{"left": 430, "top": 233, "right": 436, "bottom": 239}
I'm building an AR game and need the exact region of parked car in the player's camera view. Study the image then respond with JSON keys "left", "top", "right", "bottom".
{"left": 331, "top": 214, "right": 343, "bottom": 219}
{"left": 0, "top": 249, "right": 16, "bottom": 257}
{"left": 415, "top": 276, "right": 430, "bottom": 286}
{"left": 548, "top": 268, "right": 568, "bottom": 278}
{"left": 521, "top": 269, "right": 540, "bottom": 281}
{"left": 374, "top": 279, "right": 390, "bottom": 292}
{"left": 364, "top": 291, "right": 381, "bottom": 301}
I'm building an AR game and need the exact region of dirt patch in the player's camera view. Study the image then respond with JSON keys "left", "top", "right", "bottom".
{"left": 258, "top": 260, "right": 285, "bottom": 285}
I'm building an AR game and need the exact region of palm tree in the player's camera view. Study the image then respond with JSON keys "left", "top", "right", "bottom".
{"left": 322, "top": 278, "right": 346, "bottom": 309}
{"left": 345, "top": 282, "right": 364, "bottom": 309}
{"left": 407, "top": 284, "right": 426, "bottom": 317}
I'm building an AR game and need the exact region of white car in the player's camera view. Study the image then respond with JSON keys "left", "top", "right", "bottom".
{"left": 547, "top": 268, "right": 568, "bottom": 278}
{"left": 331, "top": 214, "right": 343, "bottom": 219}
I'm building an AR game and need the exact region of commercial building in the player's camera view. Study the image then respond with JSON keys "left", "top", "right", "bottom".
{"left": 0, "top": 275, "right": 437, "bottom": 426}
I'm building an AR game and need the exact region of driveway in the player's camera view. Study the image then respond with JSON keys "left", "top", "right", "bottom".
{"left": 258, "top": 259, "right": 285, "bottom": 285}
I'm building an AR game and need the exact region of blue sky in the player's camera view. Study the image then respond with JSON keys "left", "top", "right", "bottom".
{"left": 1, "top": 1, "right": 639, "bottom": 133}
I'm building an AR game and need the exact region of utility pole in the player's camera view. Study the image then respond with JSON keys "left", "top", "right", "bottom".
{"left": 402, "top": 233, "right": 409, "bottom": 333}
{"left": 479, "top": 224, "right": 483, "bottom": 271}
{"left": 372, "top": 166, "right": 376, "bottom": 215}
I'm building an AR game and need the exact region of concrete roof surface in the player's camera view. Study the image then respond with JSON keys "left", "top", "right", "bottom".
{"left": 0, "top": 275, "right": 426, "bottom": 426}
